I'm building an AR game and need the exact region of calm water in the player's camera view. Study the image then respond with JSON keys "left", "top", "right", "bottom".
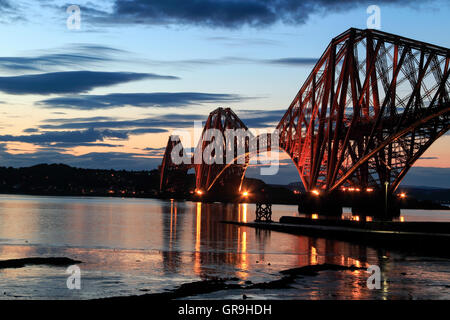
{"left": 0, "top": 194, "right": 449, "bottom": 300}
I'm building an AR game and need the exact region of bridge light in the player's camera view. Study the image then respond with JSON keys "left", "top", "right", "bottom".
{"left": 400, "top": 216, "right": 405, "bottom": 222}
{"left": 398, "top": 192, "right": 407, "bottom": 199}
{"left": 366, "top": 188, "right": 374, "bottom": 192}
{"left": 242, "top": 191, "right": 249, "bottom": 197}
{"left": 355, "top": 188, "right": 361, "bottom": 192}
{"left": 311, "top": 213, "right": 319, "bottom": 220}
{"left": 196, "top": 189, "right": 203, "bottom": 196}
{"left": 311, "top": 189, "right": 320, "bottom": 196}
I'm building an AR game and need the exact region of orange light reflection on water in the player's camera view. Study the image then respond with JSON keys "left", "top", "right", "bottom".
{"left": 194, "top": 202, "right": 202, "bottom": 275}
{"left": 236, "top": 229, "right": 248, "bottom": 280}
{"left": 310, "top": 246, "right": 318, "bottom": 265}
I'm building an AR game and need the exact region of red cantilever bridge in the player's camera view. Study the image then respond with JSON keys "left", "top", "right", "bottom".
{"left": 160, "top": 28, "right": 450, "bottom": 201}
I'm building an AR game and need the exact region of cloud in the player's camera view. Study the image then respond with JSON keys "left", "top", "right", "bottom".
{"left": 0, "top": 128, "right": 128, "bottom": 144}
{"left": 144, "top": 56, "right": 318, "bottom": 69}
{"left": 86, "top": 0, "right": 427, "bottom": 29}
{"left": 0, "top": 71, "right": 178, "bottom": 95}
{"left": 0, "top": 43, "right": 317, "bottom": 77}
{"left": 37, "top": 92, "right": 243, "bottom": 109}
{"left": 0, "top": 44, "right": 127, "bottom": 72}
{"left": 267, "top": 58, "right": 318, "bottom": 66}
{"left": 237, "top": 109, "right": 286, "bottom": 127}
{"left": 38, "top": 114, "right": 203, "bottom": 131}
{"left": 0, "top": 0, "right": 21, "bottom": 23}
{"left": 1, "top": 125, "right": 169, "bottom": 151}
{"left": 206, "top": 36, "right": 280, "bottom": 46}
{"left": 23, "top": 128, "right": 39, "bottom": 133}
{"left": 37, "top": 142, "right": 125, "bottom": 150}
{"left": 36, "top": 109, "right": 282, "bottom": 134}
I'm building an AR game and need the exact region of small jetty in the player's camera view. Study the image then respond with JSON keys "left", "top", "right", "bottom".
{"left": 223, "top": 216, "right": 450, "bottom": 257}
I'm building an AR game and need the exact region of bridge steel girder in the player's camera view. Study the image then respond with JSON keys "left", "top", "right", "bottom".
{"left": 194, "top": 107, "right": 252, "bottom": 192}
{"left": 159, "top": 136, "right": 192, "bottom": 192}
{"left": 277, "top": 28, "right": 450, "bottom": 193}
{"left": 160, "top": 28, "right": 450, "bottom": 196}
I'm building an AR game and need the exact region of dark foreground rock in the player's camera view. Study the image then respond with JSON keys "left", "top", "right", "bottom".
{"left": 280, "top": 263, "right": 365, "bottom": 276}
{"left": 98, "top": 263, "right": 362, "bottom": 301}
{"left": 0, "top": 257, "right": 82, "bottom": 269}
{"left": 99, "top": 278, "right": 241, "bottom": 301}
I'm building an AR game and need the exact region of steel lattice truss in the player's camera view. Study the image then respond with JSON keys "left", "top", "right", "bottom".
{"left": 194, "top": 107, "right": 251, "bottom": 192}
{"left": 159, "top": 108, "right": 253, "bottom": 192}
{"left": 159, "top": 135, "right": 190, "bottom": 192}
{"left": 160, "top": 28, "right": 450, "bottom": 195}
{"left": 277, "top": 28, "right": 450, "bottom": 193}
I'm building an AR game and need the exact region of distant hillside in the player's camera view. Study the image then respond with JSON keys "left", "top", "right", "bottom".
{"left": 398, "top": 186, "right": 450, "bottom": 203}
{"left": 287, "top": 182, "right": 450, "bottom": 203}
{"left": 0, "top": 164, "right": 160, "bottom": 197}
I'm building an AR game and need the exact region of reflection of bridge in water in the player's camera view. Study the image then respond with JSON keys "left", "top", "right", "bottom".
{"left": 161, "top": 200, "right": 409, "bottom": 299}
{"left": 160, "top": 28, "right": 450, "bottom": 207}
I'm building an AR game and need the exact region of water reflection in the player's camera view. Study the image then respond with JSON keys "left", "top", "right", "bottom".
{"left": 161, "top": 199, "right": 186, "bottom": 273}
{"left": 161, "top": 200, "right": 386, "bottom": 291}
{"left": 0, "top": 195, "right": 448, "bottom": 299}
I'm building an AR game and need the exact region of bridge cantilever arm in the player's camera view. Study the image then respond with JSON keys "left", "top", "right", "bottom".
{"left": 329, "top": 106, "right": 450, "bottom": 192}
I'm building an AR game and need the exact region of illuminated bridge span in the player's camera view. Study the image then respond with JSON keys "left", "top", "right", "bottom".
{"left": 160, "top": 28, "right": 450, "bottom": 196}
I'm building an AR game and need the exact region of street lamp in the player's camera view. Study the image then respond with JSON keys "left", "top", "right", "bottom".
{"left": 384, "top": 181, "right": 389, "bottom": 216}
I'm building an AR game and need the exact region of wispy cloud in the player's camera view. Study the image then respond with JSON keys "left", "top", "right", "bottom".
{"left": 0, "top": 44, "right": 127, "bottom": 73}
{"left": 0, "top": 128, "right": 128, "bottom": 144}
{"left": 35, "top": 109, "right": 283, "bottom": 133}
{"left": 266, "top": 57, "right": 318, "bottom": 66}
{"left": 237, "top": 109, "right": 286, "bottom": 127}
{"left": 0, "top": 71, "right": 177, "bottom": 95}
{"left": 38, "top": 114, "right": 204, "bottom": 131}
{"left": 206, "top": 36, "right": 280, "bottom": 46}
{"left": 143, "top": 56, "right": 318, "bottom": 69}
{"left": 37, "top": 92, "right": 244, "bottom": 109}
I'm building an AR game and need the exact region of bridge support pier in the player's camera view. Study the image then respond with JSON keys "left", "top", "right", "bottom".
{"left": 255, "top": 203, "right": 273, "bottom": 222}
{"left": 351, "top": 192, "right": 400, "bottom": 218}
{"left": 298, "top": 192, "right": 343, "bottom": 216}
{"left": 298, "top": 190, "right": 402, "bottom": 219}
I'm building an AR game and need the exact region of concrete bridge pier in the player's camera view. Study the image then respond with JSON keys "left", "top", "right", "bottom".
{"left": 298, "top": 191, "right": 343, "bottom": 216}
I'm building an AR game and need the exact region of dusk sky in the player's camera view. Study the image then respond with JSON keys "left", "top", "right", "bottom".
{"left": 1, "top": 0, "right": 449, "bottom": 187}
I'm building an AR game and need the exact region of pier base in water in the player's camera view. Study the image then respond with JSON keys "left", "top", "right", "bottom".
{"left": 298, "top": 192, "right": 343, "bottom": 216}
{"left": 255, "top": 203, "right": 273, "bottom": 222}
{"left": 298, "top": 190, "right": 401, "bottom": 219}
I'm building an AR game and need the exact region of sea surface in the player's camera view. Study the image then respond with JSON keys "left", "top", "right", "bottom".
{"left": 0, "top": 194, "right": 449, "bottom": 300}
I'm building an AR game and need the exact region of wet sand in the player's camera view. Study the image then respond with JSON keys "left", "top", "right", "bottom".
{"left": 97, "top": 263, "right": 366, "bottom": 301}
